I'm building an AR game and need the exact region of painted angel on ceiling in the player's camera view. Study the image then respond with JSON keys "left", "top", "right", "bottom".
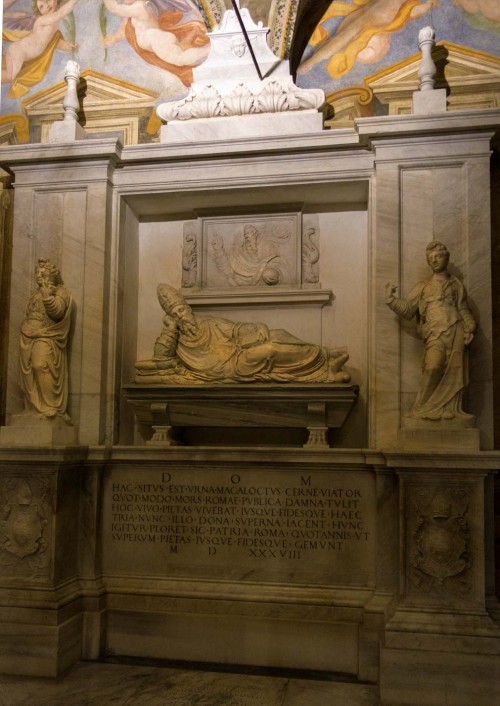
{"left": 1, "top": 0, "right": 79, "bottom": 99}
{"left": 100, "top": 0, "right": 210, "bottom": 87}
{"left": 298, "top": 0, "right": 435, "bottom": 79}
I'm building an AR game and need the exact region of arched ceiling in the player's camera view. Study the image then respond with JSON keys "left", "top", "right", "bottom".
{"left": 289, "top": 0, "right": 335, "bottom": 75}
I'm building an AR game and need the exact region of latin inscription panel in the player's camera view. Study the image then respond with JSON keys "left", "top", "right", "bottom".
{"left": 102, "top": 467, "right": 375, "bottom": 585}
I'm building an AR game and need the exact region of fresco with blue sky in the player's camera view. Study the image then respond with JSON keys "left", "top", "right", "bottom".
{"left": 1, "top": 0, "right": 499, "bottom": 115}
{"left": 296, "top": 0, "right": 500, "bottom": 95}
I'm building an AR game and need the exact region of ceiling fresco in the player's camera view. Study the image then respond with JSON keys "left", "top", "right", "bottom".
{"left": 296, "top": 0, "right": 500, "bottom": 96}
{"left": 0, "top": 0, "right": 499, "bottom": 137}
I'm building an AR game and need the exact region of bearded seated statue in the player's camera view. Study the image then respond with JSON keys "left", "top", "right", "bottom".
{"left": 135, "top": 284, "right": 351, "bottom": 385}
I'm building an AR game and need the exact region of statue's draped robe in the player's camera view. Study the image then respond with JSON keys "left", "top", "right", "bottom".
{"left": 137, "top": 315, "right": 340, "bottom": 384}
{"left": 387, "top": 274, "right": 476, "bottom": 420}
{"left": 19, "top": 287, "right": 72, "bottom": 415}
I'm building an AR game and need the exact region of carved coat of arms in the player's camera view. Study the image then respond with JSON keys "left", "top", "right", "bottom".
{"left": 411, "top": 488, "right": 470, "bottom": 585}
{"left": 0, "top": 478, "right": 48, "bottom": 560}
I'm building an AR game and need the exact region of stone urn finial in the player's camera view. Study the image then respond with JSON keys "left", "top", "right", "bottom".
{"left": 63, "top": 60, "right": 81, "bottom": 123}
{"left": 418, "top": 26, "right": 437, "bottom": 92}
{"left": 48, "top": 61, "right": 86, "bottom": 142}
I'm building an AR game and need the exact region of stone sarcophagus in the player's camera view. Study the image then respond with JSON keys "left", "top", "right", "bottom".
{"left": 123, "top": 382, "right": 359, "bottom": 447}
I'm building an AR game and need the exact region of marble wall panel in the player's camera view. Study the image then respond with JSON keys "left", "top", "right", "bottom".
{"left": 370, "top": 163, "right": 402, "bottom": 449}
{"left": 78, "top": 183, "right": 111, "bottom": 445}
{"left": 319, "top": 209, "right": 368, "bottom": 446}
{"left": 101, "top": 464, "right": 376, "bottom": 587}
{"left": 0, "top": 179, "right": 13, "bottom": 426}
{"left": 5, "top": 187, "right": 37, "bottom": 418}
{"left": 106, "top": 610, "right": 359, "bottom": 674}
{"left": 117, "top": 205, "right": 140, "bottom": 443}
{"left": 464, "top": 156, "right": 494, "bottom": 449}
{"left": 370, "top": 130, "right": 495, "bottom": 449}
{"left": 136, "top": 220, "right": 184, "bottom": 362}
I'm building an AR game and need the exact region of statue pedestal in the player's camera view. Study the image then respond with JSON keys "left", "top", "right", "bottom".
{"left": 0, "top": 414, "right": 77, "bottom": 446}
{"left": 379, "top": 464, "right": 500, "bottom": 706}
{"left": 48, "top": 120, "right": 86, "bottom": 144}
{"left": 400, "top": 415, "right": 480, "bottom": 451}
{"left": 412, "top": 88, "right": 447, "bottom": 115}
{"left": 399, "top": 426, "right": 480, "bottom": 452}
{"left": 161, "top": 110, "right": 324, "bottom": 144}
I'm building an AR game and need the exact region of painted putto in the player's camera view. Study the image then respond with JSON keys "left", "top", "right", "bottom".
{"left": 297, "top": 0, "right": 500, "bottom": 98}
{"left": 1, "top": 0, "right": 210, "bottom": 108}
{"left": 2, "top": 0, "right": 80, "bottom": 99}
{"left": 1, "top": 0, "right": 499, "bottom": 140}
{"left": 100, "top": 0, "right": 209, "bottom": 87}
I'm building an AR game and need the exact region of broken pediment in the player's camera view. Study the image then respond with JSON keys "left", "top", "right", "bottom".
{"left": 325, "top": 43, "right": 500, "bottom": 127}
{"left": 365, "top": 42, "right": 500, "bottom": 114}
{"left": 21, "top": 69, "right": 159, "bottom": 145}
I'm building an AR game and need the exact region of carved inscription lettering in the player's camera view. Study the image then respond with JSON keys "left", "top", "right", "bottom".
{"left": 109, "top": 479, "right": 369, "bottom": 559}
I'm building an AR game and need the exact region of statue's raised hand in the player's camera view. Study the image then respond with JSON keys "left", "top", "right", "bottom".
{"left": 385, "top": 282, "right": 397, "bottom": 304}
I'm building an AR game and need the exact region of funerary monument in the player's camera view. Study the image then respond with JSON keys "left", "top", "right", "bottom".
{"left": 0, "top": 2, "right": 499, "bottom": 705}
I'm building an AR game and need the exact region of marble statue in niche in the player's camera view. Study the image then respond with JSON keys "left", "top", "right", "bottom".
{"left": 135, "top": 284, "right": 351, "bottom": 384}
{"left": 19, "top": 258, "right": 73, "bottom": 420}
{"left": 209, "top": 222, "right": 291, "bottom": 287}
{"left": 385, "top": 241, "right": 476, "bottom": 423}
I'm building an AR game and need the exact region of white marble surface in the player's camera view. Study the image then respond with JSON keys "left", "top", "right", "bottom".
{"left": 160, "top": 111, "right": 324, "bottom": 143}
{"left": 48, "top": 121, "right": 86, "bottom": 144}
{"left": 412, "top": 88, "right": 447, "bottom": 115}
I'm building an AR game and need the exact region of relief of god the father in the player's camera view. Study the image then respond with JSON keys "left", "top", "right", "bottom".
{"left": 136, "top": 284, "right": 350, "bottom": 384}
{"left": 385, "top": 241, "right": 476, "bottom": 422}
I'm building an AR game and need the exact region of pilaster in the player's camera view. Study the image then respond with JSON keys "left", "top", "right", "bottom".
{"left": 358, "top": 111, "right": 498, "bottom": 450}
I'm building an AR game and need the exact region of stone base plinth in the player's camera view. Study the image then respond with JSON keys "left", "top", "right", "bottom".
{"left": 0, "top": 453, "right": 89, "bottom": 676}
{"left": 106, "top": 602, "right": 362, "bottom": 674}
{"left": 0, "top": 605, "right": 82, "bottom": 677}
{"left": 160, "top": 110, "right": 323, "bottom": 144}
{"left": 0, "top": 414, "right": 77, "bottom": 446}
{"left": 381, "top": 635, "right": 500, "bottom": 706}
{"left": 48, "top": 120, "right": 86, "bottom": 143}
{"left": 412, "top": 88, "right": 447, "bottom": 115}
{"left": 399, "top": 426, "right": 480, "bottom": 451}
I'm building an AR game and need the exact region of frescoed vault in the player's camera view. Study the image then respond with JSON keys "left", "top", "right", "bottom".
{"left": 1, "top": 0, "right": 499, "bottom": 143}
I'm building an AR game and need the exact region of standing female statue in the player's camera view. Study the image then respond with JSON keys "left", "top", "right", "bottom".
{"left": 19, "top": 258, "right": 72, "bottom": 418}
{"left": 385, "top": 241, "right": 476, "bottom": 422}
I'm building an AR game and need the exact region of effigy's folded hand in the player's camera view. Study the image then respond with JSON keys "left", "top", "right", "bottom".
{"left": 234, "top": 322, "right": 270, "bottom": 349}
{"left": 135, "top": 357, "right": 177, "bottom": 372}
